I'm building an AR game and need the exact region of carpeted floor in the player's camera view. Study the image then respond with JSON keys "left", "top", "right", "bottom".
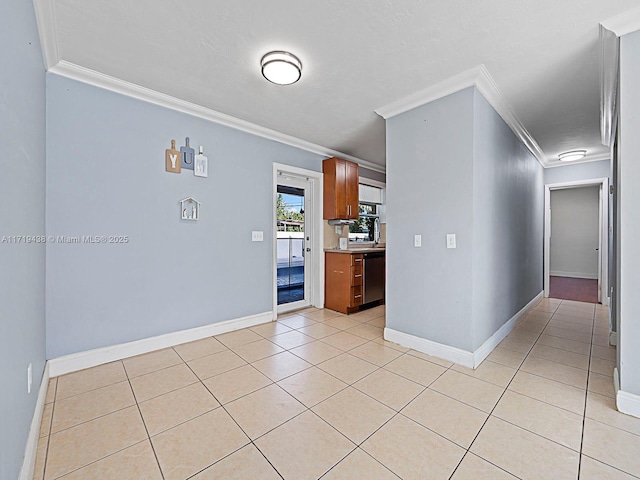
{"left": 549, "top": 276, "right": 599, "bottom": 303}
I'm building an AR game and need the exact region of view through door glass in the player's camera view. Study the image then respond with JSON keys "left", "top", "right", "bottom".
{"left": 276, "top": 185, "right": 305, "bottom": 305}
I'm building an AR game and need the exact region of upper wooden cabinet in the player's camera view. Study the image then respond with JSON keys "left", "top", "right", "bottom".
{"left": 323, "top": 157, "right": 359, "bottom": 220}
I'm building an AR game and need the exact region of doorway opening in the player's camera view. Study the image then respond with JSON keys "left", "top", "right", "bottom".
{"left": 276, "top": 184, "right": 306, "bottom": 306}
{"left": 544, "top": 178, "right": 609, "bottom": 304}
{"left": 273, "top": 164, "right": 324, "bottom": 316}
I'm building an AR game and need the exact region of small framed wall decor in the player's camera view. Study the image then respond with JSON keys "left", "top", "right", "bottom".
{"left": 194, "top": 146, "right": 208, "bottom": 178}
{"left": 180, "top": 197, "right": 200, "bottom": 221}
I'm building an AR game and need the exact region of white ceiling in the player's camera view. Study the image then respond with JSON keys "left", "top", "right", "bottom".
{"left": 47, "top": 0, "right": 640, "bottom": 169}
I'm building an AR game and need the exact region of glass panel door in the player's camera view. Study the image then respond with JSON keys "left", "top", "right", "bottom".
{"left": 276, "top": 175, "right": 312, "bottom": 312}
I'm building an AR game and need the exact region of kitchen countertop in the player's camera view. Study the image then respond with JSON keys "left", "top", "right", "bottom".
{"left": 324, "top": 247, "right": 385, "bottom": 254}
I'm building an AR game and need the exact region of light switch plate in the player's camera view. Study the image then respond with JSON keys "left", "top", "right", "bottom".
{"left": 446, "top": 234, "right": 456, "bottom": 249}
{"left": 252, "top": 231, "right": 264, "bottom": 242}
{"left": 414, "top": 234, "right": 422, "bottom": 247}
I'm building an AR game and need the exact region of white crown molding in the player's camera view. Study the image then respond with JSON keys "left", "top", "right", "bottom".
{"left": 474, "top": 65, "right": 547, "bottom": 167}
{"left": 32, "top": 0, "right": 384, "bottom": 172}
{"left": 601, "top": 6, "right": 640, "bottom": 37}
{"left": 375, "top": 65, "right": 484, "bottom": 120}
{"left": 48, "top": 61, "right": 385, "bottom": 173}
{"left": 32, "top": 0, "right": 59, "bottom": 70}
{"left": 375, "top": 65, "right": 547, "bottom": 167}
{"left": 544, "top": 152, "right": 612, "bottom": 168}
{"left": 600, "top": 25, "right": 619, "bottom": 147}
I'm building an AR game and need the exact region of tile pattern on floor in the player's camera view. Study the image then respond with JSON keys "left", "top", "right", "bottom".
{"left": 34, "top": 301, "right": 640, "bottom": 479}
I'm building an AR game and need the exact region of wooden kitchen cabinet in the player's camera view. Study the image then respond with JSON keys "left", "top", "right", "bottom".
{"left": 325, "top": 252, "right": 364, "bottom": 314}
{"left": 323, "top": 157, "right": 359, "bottom": 220}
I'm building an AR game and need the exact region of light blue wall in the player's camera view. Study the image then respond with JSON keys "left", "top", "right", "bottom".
{"left": 471, "top": 91, "right": 544, "bottom": 349}
{"left": 544, "top": 160, "right": 610, "bottom": 185}
{"left": 0, "top": 1, "right": 47, "bottom": 478}
{"left": 46, "top": 75, "right": 333, "bottom": 358}
{"left": 386, "top": 88, "right": 543, "bottom": 353}
{"left": 619, "top": 29, "right": 640, "bottom": 397}
{"left": 386, "top": 88, "right": 475, "bottom": 350}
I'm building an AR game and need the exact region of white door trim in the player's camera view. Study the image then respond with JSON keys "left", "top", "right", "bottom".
{"left": 273, "top": 163, "right": 324, "bottom": 318}
{"left": 544, "top": 177, "right": 609, "bottom": 305}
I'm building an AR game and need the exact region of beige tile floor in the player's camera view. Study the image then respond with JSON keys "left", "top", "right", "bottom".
{"left": 33, "top": 300, "right": 640, "bottom": 479}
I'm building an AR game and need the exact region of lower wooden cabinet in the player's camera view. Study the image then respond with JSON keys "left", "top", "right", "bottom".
{"left": 325, "top": 252, "right": 364, "bottom": 314}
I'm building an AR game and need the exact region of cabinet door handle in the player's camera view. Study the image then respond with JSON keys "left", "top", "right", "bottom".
{"left": 354, "top": 258, "right": 362, "bottom": 262}
{"left": 354, "top": 274, "right": 362, "bottom": 278}
{"left": 354, "top": 295, "right": 362, "bottom": 298}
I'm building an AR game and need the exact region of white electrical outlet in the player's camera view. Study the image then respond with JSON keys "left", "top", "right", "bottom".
{"left": 251, "top": 231, "right": 264, "bottom": 242}
{"left": 27, "top": 363, "right": 32, "bottom": 394}
{"left": 446, "top": 234, "right": 457, "bottom": 249}
{"left": 414, "top": 235, "right": 422, "bottom": 247}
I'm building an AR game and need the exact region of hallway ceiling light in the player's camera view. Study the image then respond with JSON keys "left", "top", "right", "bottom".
{"left": 261, "top": 51, "right": 302, "bottom": 85}
{"left": 558, "top": 150, "right": 587, "bottom": 162}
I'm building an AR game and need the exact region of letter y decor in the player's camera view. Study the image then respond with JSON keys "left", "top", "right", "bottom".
{"left": 165, "top": 139, "right": 181, "bottom": 173}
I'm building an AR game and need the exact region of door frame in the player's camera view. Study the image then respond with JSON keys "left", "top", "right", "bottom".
{"left": 544, "top": 177, "right": 609, "bottom": 304}
{"left": 273, "top": 163, "right": 324, "bottom": 318}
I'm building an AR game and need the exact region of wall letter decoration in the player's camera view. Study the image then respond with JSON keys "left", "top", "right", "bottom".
{"left": 181, "top": 137, "right": 195, "bottom": 170}
{"left": 165, "top": 139, "right": 181, "bottom": 173}
{"left": 194, "top": 146, "right": 208, "bottom": 177}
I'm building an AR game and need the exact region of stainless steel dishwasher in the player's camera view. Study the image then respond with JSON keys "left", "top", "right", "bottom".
{"left": 363, "top": 251, "right": 385, "bottom": 304}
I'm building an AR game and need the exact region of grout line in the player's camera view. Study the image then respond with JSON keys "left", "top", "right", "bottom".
{"left": 351, "top": 363, "right": 452, "bottom": 447}
{"left": 451, "top": 452, "right": 524, "bottom": 480}
{"left": 182, "top": 357, "right": 287, "bottom": 478}
{"left": 449, "top": 298, "right": 557, "bottom": 479}
{"left": 125, "top": 366, "right": 166, "bottom": 480}
{"left": 45, "top": 439, "right": 152, "bottom": 480}
{"left": 319, "top": 447, "right": 403, "bottom": 479}
{"left": 41, "top": 392, "right": 54, "bottom": 480}
{"left": 576, "top": 304, "right": 597, "bottom": 479}
{"left": 580, "top": 452, "right": 640, "bottom": 479}
{"left": 249, "top": 444, "right": 286, "bottom": 480}
{"left": 52, "top": 361, "right": 129, "bottom": 402}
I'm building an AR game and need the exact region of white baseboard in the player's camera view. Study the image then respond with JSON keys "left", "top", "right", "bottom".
{"left": 610, "top": 331, "right": 618, "bottom": 346}
{"left": 384, "top": 328, "right": 475, "bottom": 368}
{"left": 617, "top": 391, "right": 640, "bottom": 418}
{"left": 49, "top": 311, "right": 272, "bottom": 377}
{"left": 614, "top": 367, "right": 640, "bottom": 419}
{"left": 472, "top": 291, "right": 544, "bottom": 367}
{"left": 19, "top": 362, "right": 50, "bottom": 480}
{"left": 384, "top": 291, "right": 543, "bottom": 369}
{"left": 549, "top": 271, "right": 598, "bottom": 280}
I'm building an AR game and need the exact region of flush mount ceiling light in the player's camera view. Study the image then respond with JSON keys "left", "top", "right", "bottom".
{"left": 261, "top": 51, "right": 302, "bottom": 85}
{"left": 558, "top": 150, "right": 587, "bottom": 162}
